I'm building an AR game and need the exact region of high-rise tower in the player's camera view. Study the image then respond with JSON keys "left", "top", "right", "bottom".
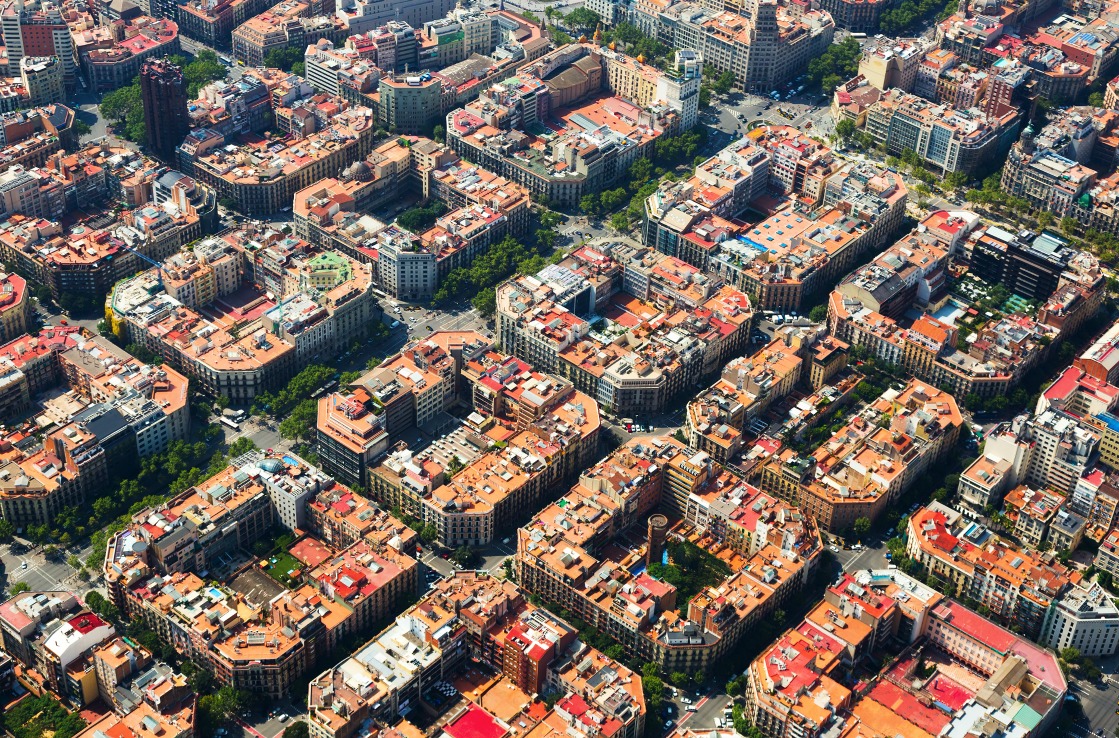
{"left": 140, "top": 58, "right": 188, "bottom": 163}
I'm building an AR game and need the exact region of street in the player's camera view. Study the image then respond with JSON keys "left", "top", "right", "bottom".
{"left": 671, "top": 692, "right": 731, "bottom": 733}
{"left": 1070, "top": 665, "right": 1119, "bottom": 738}
{"left": 1, "top": 539, "right": 99, "bottom": 598}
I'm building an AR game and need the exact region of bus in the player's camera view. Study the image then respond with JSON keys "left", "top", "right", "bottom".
{"left": 220, "top": 417, "right": 240, "bottom": 431}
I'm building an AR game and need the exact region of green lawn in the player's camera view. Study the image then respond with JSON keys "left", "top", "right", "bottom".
{"left": 262, "top": 551, "right": 302, "bottom": 588}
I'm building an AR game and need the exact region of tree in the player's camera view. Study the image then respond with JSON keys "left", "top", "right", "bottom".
{"left": 601, "top": 187, "right": 628, "bottom": 212}
{"left": 1090, "top": 91, "right": 1105, "bottom": 107}
{"left": 74, "top": 119, "right": 92, "bottom": 136}
{"left": 699, "top": 85, "right": 711, "bottom": 108}
{"left": 1037, "top": 211, "right": 1054, "bottom": 229}
{"left": 807, "top": 39, "right": 861, "bottom": 90}
{"left": 85, "top": 591, "right": 120, "bottom": 622}
{"left": 397, "top": 201, "right": 447, "bottom": 232}
{"left": 565, "top": 7, "right": 600, "bottom": 29}
{"left": 433, "top": 124, "right": 445, "bottom": 143}
{"left": 1060, "top": 216, "right": 1079, "bottom": 237}
{"left": 808, "top": 304, "right": 828, "bottom": 322}
{"left": 420, "top": 525, "right": 439, "bottom": 543}
{"left": 284, "top": 724, "right": 310, "bottom": 738}
{"left": 0, "top": 518, "right": 13, "bottom": 541}
{"left": 580, "top": 193, "right": 600, "bottom": 217}
{"left": 944, "top": 171, "right": 969, "bottom": 190}
{"left": 452, "top": 545, "right": 476, "bottom": 566}
{"left": 628, "top": 156, "right": 654, "bottom": 190}
{"left": 43, "top": 544, "right": 61, "bottom": 561}
{"left": 199, "top": 685, "right": 249, "bottom": 730}
{"left": 278, "top": 399, "right": 318, "bottom": 441}
{"left": 610, "top": 212, "right": 631, "bottom": 232}
{"left": 852, "top": 517, "right": 871, "bottom": 538}
{"left": 228, "top": 437, "right": 257, "bottom": 456}
{"left": 9, "top": 581, "right": 30, "bottom": 595}
{"left": 182, "top": 50, "right": 228, "bottom": 96}
{"left": 472, "top": 287, "right": 497, "bottom": 316}
{"left": 713, "top": 69, "right": 735, "bottom": 95}
{"left": 835, "top": 117, "right": 856, "bottom": 140}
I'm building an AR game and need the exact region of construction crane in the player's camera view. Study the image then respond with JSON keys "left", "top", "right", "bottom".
{"left": 117, "top": 241, "right": 165, "bottom": 287}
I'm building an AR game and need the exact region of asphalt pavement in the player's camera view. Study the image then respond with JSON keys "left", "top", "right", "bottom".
{"left": 673, "top": 693, "right": 731, "bottom": 732}
{"left": 2, "top": 539, "right": 99, "bottom": 597}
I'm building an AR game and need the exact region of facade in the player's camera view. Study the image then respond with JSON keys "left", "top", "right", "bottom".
{"left": 108, "top": 225, "right": 376, "bottom": 401}
{"left": 1041, "top": 582, "right": 1119, "bottom": 658}
{"left": 743, "top": 568, "right": 1066, "bottom": 738}
{"left": 140, "top": 58, "right": 189, "bottom": 163}
{"left": 862, "top": 88, "right": 1021, "bottom": 174}
{"left": 907, "top": 503, "right": 1074, "bottom": 639}
{"left": 516, "top": 435, "right": 820, "bottom": 675}
{"left": 0, "top": 0, "right": 76, "bottom": 83}
{"left": 78, "top": 16, "right": 181, "bottom": 92}
{"left": 18, "top": 54, "right": 61, "bottom": 104}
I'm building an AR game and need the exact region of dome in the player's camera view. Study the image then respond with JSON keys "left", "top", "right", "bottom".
{"left": 349, "top": 161, "right": 372, "bottom": 182}
{"left": 260, "top": 458, "right": 284, "bottom": 473}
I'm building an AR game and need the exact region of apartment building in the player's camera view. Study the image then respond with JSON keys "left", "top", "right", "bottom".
{"left": 306, "top": 535, "right": 420, "bottom": 636}
{"left": 0, "top": 330, "right": 189, "bottom": 527}
{"left": 1040, "top": 582, "right": 1119, "bottom": 658}
{"left": 862, "top": 88, "right": 1021, "bottom": 174}
{"left": 907, "top": 503, "right": 1074, "bottom": 638}
{"left": 0, "top": 270, "right": 28, "bottom": 343}
{"left": 516, "top": 436, "right": 820, "bottom": 675}
{"left": 411, "top": 392, "right": 599, "bottom": 546}
{"left": 176, "top": 0, "right": 270, "bottom": 47}
{"left": 109, "top": 226, "right": 375, "bottom": 401}
{"left": 0, "top": 591, "right": 114, "bottom": 706}
{"left": 766, "top": 379, "right": 961, "bottom": 534}
{"left": 73, "top": 15, "right": 180, "bottom": 91}
{"left": 446, "top": 44, "right": 695, "bottom": 208}
{"left": 302, "top": 38, "right": 383, "bottom": 106}
{"left": 0, "top": 0, "right": 75, "bottom": 83}
{"left": 307, "top": 572, "right": 641, "bottom": 738}
{"left": 659, "top": 2, "right": 834, "bottom": 92}
{"left": 718, "top": 164, "right": 907, "bottom": 311}
{"left": 744, "top": 567, "right": 1066, "bottom": 738}
{"left": 0, "top": 174, "right": 214, "bottom": 304}
{"left": 182, "top": 103, "right": 377, "bottom": 215}
{"left": 306, "top": 486, "right": 418, "bottom": 550}
{"left": 232, "top": 0, "right": 346, "bottom": 67}
{"left": 497, "top": 243, "right": 751, "bottom": 416}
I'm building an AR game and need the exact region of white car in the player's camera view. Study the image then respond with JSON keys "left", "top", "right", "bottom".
{"left": 277, "top": 714, "right": 289, "bottom": 723}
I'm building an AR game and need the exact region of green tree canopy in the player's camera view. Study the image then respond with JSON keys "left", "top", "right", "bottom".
{"left": 713, "top": 69, "right": 735, "bottom": 95}
{"left": 807, "top": 38, "right": 861, "bottom": 90}
{"left": 565, "top": 7, "right": 600, "bottom": 29}
{"left": 264, "top": 46, "right": 304, "bottom": 72}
